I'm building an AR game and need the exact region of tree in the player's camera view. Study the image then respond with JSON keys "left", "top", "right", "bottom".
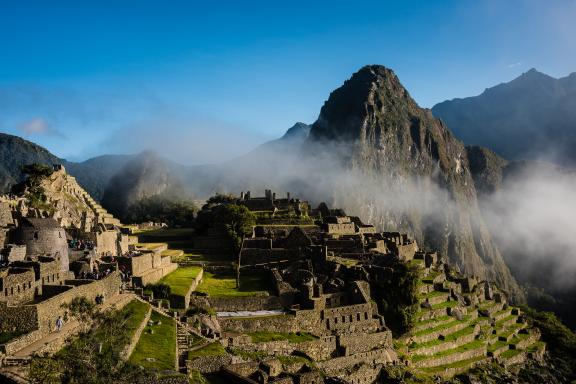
{"left": 212, "top": 204, "right": 256, "bottom": 252}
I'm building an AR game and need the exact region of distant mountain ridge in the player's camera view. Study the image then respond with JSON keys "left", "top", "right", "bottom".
{"left": 432, "top": 68, "right": 576, "bottom": 166}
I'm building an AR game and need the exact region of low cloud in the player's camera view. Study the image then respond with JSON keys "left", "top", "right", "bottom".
{"left": 507, "top": 62, "right": 522, "bottom": 68}
{"left": 17, "top": 117, "right": 65, "bottom": 138}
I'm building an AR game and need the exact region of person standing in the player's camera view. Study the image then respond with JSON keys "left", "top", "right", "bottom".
{"left": 56, "top": 316, "right": 64, "bottom": 332}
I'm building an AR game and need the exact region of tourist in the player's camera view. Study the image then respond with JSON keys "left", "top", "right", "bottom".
{"left": 56, "top": 316, "right": 63, "bottom": 332}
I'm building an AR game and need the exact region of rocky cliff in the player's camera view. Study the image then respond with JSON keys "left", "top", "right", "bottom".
{"left": 432, "top": 69, "right": 576, "bottom": 166}
{"left": 308, "top": 65, "right": 521, "bottom": 298}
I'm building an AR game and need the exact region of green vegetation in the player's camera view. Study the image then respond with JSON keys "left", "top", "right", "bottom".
{"left": 0, "top": 330, "right": 26, "bottom": 344}
{"left": 188, "top": 342, "right": 226, "bottom": 359}
{"left": 195, "top": 202, "right": 256, "bottom": 251}
{"left": 519, "top": 305, "right": 576, "bottom": 381}
{"left": 413, "top": 316, "right": 470, "bottom": 338}
{"left": 144, "top": 283, "right": 171, "bottom": 299}
{"left": 411, "top": 340, "right": 484, "bottom": 363}
{"left": 119, "top": 300, "right": 150, "bottom": 340}
{"left": 129, "top": 311, "right": 176, "bottom": 371}
{"left": 14, "top": 163, "right": 54, "bottom": 211}
{"left": 249, "top": 331, "right": 317, "bottom": 343}
{"left": 124, "top": 194, "right": 197, "bottom": 227}
{"left": 196, "top": 271, "right": 271, "bottom": 297}
{"left": 159, "top": 266, "right": 202, "bottom": 296}
{"left": 29, "top": 297, "right": 149, "bottom": 383}
{"left": 374, "top": 261, "right": 420, "bottom": 336}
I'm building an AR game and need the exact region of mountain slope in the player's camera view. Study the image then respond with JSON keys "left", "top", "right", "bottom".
{"left": 0, "top": 133, "right": 61, "bottom": 192}
{"left": 432, "top": 69, "right": 576, "bottom": 166}
{"left": 308, "top": 65, "right": 521, "bottom": 298}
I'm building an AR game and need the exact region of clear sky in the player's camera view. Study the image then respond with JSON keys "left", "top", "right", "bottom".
{"left": 1, "top": 0, "right": 575, "bottom": 164}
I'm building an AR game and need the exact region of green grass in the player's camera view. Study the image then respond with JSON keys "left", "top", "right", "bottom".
{"left": 527, "top": 341, "right": 545, "bottom": 353}
{"left": 431, "top": 300, "right": 459, "bottom": 310}
{"left": 488, "top": 340, "right": 508, "bottom": 353}
{"left": 421, "top": 355, "right": 487, "bottom": 374}
{"left": 413, "top": 317, "right": 469, "bottom": 337}
{"left": 159, "top": 266, "right": 202, "bottom": 296}
{"left": 410, "top": 323, "right": 476, "bottom": 351}
{"left": 196, "top": 271, "right": 271, "bottom": 297}
{"left": 249, "top": 331, "right": 317, "bottom": 344}
{"left": 418, "top": 290, "right": 448, "bottom": 300}
{"left": 120, "top": 300, "right": 150, "bottom": 340}
{"left": 188, "top": 342, "right": 226, "bottom": 359}
{"left": 495, "top": 315, "right": 518, "bottom": 328}
{"left": 411, "top": 340, "right": 485, "bottom": 363}
{"left": 129, "top": 311, "right": 176, "bottom": 371}
{"left": 414, "top": 315, "right": 452, "bottom": 329}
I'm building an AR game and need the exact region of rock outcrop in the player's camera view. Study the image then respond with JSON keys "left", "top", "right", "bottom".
{"left": 307, "top": 65, "right": 521, "bottom": 299}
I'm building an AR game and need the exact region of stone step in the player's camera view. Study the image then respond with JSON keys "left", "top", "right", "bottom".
{"left": 492, "top": 308, "right": 512, "bottom": 322}
{"left": 412, "top": 315, "right": 453, "bottom": 333}
{"left": 420, "top": 291, "right": 451, "bottom": 306}
{"left": 419, "top": 355, "right": 489, "bottom": 378}
{"left": 498, "top": 323, "right": 525, "bottom": 342}
{"left": 498, "top": 348, "right": 526, "bottom": 368}
{"left": 411, "top": 340, "right": 486, "bottom": 368}
{"left": 411, "top": 318, "right": 471, "bottom": 344}
{"left": 409, "top": 325, "right": 478, "bottom": 356}
{"left": 487, "top": 340, "right": 509, "bottom": 357}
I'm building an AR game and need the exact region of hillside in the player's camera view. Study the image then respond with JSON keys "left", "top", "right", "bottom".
{"left": 0, "top": 133, "right": 61, "bottom": 192}
{"left": 432, "top": 69, "right": 576, "bottom": 166}
{"left": 306, "top": 65, "right": 521, "bottom": 299}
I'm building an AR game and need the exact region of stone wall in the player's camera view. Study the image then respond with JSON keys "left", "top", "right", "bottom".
{"left": 18, "top": 226, "right": 69, "bottom": 272}
{"left": 0, "top": 302, "right": 38, "bottom": 334}
{"left": 235, "top": 336, "right": 337, "bottom": 362}
{"left": 35, "top": 272, "right": 120, "bottom": 334}
{"left": 186, "top": 354, "right": 235, "bottom": 373}
{"left": 0, "top": 268, "right": 36, "bottom": 305}
{"left": 317, "top": 348, "right": 397, "bottom": 375}
{"left": 219, "top": 315, "right": 297, "bottom": 334}
{"left": 208, "top": 296, "right": 282, "bottom": 312}
{"left": 338, "top": 330, "right": 392, "bottom": 356}
{"left": 169, "top": 268, "right": 203, "bottom": 309}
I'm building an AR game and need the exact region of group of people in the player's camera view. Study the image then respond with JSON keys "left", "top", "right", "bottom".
{"left": 68, "top": 238, "right": 95, "bottom": 251}
{"left": 79, "top": 266, "right": 113, "bottom": 280}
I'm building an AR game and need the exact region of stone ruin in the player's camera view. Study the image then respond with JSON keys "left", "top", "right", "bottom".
{"left": 182, "top": 196, "right": 545, "bottom": 383}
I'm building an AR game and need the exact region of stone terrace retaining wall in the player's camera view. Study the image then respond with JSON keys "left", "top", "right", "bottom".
{"left": 317, "top": 348, "right": 397, "bottom": 375}
{"left": 169, "top": 268, "right": 203, "bottom": 309}
{"left": 413, "top": 321, "right": 469, "bottom": 344}
{"left": 220, "top": 315, "right": 296, "bottom": 334}
{"left": 413, "top": 345, "right": 486, "bottom": 368}
{"left": 209, "top": 295, "right": 282, "bottom": 312}
{"left": 121, "top": 305, "right": 152, "bottom": 360}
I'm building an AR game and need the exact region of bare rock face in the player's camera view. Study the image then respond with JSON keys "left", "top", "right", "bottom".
{"left": 308, "top": 65, "right": 521, "bottom": 299}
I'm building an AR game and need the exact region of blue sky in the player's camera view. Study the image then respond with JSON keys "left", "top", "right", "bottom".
{"left": 1, "top": 0, "right": 575, "bottom": 164}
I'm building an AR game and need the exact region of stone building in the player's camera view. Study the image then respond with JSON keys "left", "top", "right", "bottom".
{"left": 17, "top": 218, "right": 69, "bottom": 271}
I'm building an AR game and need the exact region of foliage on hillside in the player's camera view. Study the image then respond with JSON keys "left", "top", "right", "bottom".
{"left": 11, "top": 163, "right": 54, "bottom": 211}
{"left": 123, "top": 194, "right": 197, "bottom": 227}
{"left": 29, "top": 297, "right": 149, "bottom": 384}
{"left": 373, "top": 261, "right": 420, "bottom": 336}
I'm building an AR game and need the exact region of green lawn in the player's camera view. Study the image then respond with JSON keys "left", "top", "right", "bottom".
{"left": 159, "top": 266, "right": 202, "bottom": 296}
{"left": 249, "top": 331, "right": 317, "bottom": 343}
{"left": 196, "top": 271, "right": 271, "bottom": 297}
{"left": 411, "top": 339, "right": 485, "bottom": 363}
{"left": 188, "top": 342, "right": 226, "bottom": 359}
{"left": 120, "top": 300, "right": 151, "bottom": 340}
{"left": 129, "top": 311, "right": 176, "bottom": 371}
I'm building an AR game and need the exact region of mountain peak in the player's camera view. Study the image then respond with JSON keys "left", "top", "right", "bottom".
{"left": 310, "top": 65, "right": 414, "bottom": 142}
{"left": 281, "top": 122, "right": 311, "bottom": 141}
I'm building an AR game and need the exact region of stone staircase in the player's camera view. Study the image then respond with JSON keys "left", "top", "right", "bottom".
{"left": 399, "top": 257, "right": 545, "bottom": 378}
